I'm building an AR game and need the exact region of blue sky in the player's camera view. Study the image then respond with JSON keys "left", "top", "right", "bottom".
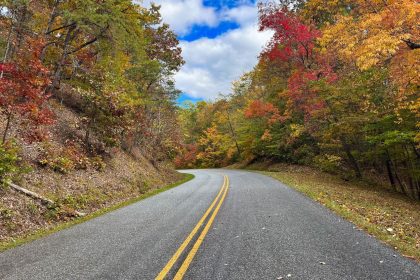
{"left": 143, "top": 0, "right": 271, "bottom": 102}
{"left": 178, "top": 21, "right": 239, "bottom": 41}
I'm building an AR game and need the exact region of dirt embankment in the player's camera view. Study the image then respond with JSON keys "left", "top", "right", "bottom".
{"left": 0, "top": 97, "right": 182, "bottom": 243}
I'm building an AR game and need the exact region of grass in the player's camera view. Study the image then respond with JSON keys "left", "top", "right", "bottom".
{"left": 258, "top": 166, "right": 420, "bottom": 262}
{"left": 0, "top": 173, "right": 194, "bottom": 253}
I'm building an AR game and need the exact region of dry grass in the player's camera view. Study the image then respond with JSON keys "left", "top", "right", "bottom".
{"left": 257, "top": 164, "right": 420, "bottom": 262}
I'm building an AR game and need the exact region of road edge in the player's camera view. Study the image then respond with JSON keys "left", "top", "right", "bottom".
{"left": 257, "top": 170, "right": 419, "bottom": 263}
{"left": 0, "top": 173, "right": 195, "bottom": 253}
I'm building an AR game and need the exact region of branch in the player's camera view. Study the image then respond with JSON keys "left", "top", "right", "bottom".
{"left": 7, "top": 181, "right": 54, "bottom": 206}
{"left": 402, "top": 39, "right": 420, "bottom": 50}
{"left": 67, "top": 24, "right": 110, "bottom": 55}
{"left": 67, "top": 37, "right": 98, "bottom": 54}
{"left": 6, "top": 181, "right": 86, "bottom": 216}
{"left": 46, "top": 22, "right": 76, "bottom": 35}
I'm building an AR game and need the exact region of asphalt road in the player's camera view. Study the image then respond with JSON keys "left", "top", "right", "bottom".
{"left": 0, "top": 169, "right": 419, "bottom": 280}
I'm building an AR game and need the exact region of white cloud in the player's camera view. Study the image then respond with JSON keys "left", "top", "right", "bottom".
{"left": 176, "top": 24, "right": 272, "bottom": 99}
{"left": 221, "top": 4, "right": 257, "bottom": 27}
{"left": 141, "top": 1, "right": 272, "bottom": 100}
{"left": 142, "top": 0, "right": 218, "bottom": 35}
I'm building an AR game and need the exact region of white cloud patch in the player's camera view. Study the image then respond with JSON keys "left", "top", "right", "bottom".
{"left": 158, "top": 0, "right": 218, "bottom": 35}
{"left": 176, "top": 24, "right": 272, "bottom": 99}
{"left": 143, "top": 0, "right": 218, "bottom": 35}
{"left": 142, "top": 1, "right": 272, "bottom": 100}
{"left": 221, "top": 4, "right": 257, "bottom": 26}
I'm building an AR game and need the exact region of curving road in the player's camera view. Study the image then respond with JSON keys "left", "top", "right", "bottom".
{"left": 0, "top": 169, "right": 419, "bottom": 279}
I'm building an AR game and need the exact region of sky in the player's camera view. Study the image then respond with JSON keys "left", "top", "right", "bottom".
{"left": 142, "top": 0, "right": 272, "bottom": 102}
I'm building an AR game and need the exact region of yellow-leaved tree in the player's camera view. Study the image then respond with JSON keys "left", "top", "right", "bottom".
{"left": 319, "top": 0, "right": 419, "bottom": 143}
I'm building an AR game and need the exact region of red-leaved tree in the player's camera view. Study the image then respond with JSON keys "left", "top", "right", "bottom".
{"left": 259, "top": 4, "right": 321, "bottom": 68}
{"left": 0, "top": 39, "right": 54, "bottom": 143}
{"left": 258, "top": 4, "right": 337, "bottom": 121}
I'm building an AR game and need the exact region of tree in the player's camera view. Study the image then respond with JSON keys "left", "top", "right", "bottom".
{"left": 196, "top": 125, "right": 229, "bottom": 168}
{"left": 0, "top": 38, "right": 53, "bottom": 143}
{"left": 259, "top": 3, "right": 320, "bottom": 68}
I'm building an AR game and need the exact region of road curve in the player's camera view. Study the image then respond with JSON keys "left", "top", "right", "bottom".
{"left": 0, "top": 169, "right": 419, "bottom": 280}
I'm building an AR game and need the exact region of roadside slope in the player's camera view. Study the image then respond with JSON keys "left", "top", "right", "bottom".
{"left": 0, "top": 98, "right": 182, "bottom": 246}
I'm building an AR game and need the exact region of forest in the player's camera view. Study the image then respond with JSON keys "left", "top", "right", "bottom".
{"left": 175, "top": 0, "right": 420, "bottom": 200}
{"left": 0, "top": 0, "right": 184, "bottom": 179}
{"left": 0, "top": 0, "right": 419, "bottom": 202}
{"left": 0, "top": 0, "right": 419, "bottom": 266}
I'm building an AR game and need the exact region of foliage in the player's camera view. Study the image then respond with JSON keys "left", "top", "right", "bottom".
{"left": 0, "top": 38, "right": 53, "bottom": 143}
{"left": 196, "top": 125, "right": 229, "bottom": 168}
{"left": 37, "top": 142, "right": 106, "bottom": 173}
{"left": 313, "top": 154, "right": 342, "bottom": 174}
{"left": 174, "top": 144, "right": 199, "bottom": 169}
{"left": 0, "top": 141, "right": 21, "bottom": 185}
{"left": 0, "top": 0, "right": 184, "bottom": 178}
{"left": 176, "top": 1, "right": 419, "bottom": 199}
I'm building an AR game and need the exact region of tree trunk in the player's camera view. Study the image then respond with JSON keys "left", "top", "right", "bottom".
{"left": 385, "top": 159, "right": 396, "bottom": 190}
{"left": 226, "top": 110, "right": 241, "bottom": 156}
{"left": 0, "top": 20, "right": 13, "bottom": 79}
{"left": 49, "top": 23, "right": 76, "bottom": 95}
{"left": 85, "top": 127, "right": 90, "bottom": 148}
{"left": 403, "top": 144, "right": 420, "bottom": 199}
{"left": 10, "top": 4, "right": 28, "bottom": 60}
{"left": 391, "top": 159, "right": 407, "bottom": 195}
{"left": 45, "top": 0, "right": 61, "bottom": 34}
{"left": 40, "top": 0, "right": 61, "bottom": 61}
{"left": 340, "top": 136, "right": 362, "bottom": 178}
{"left": 2, "top": 112, "right": 12, "bottom": 144}
{"left": 385, "top": 150, "right": 397, "bottom": 190}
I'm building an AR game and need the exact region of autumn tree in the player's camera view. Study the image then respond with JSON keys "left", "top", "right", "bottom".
{"left": 176, "top": 0, "right": 419, "bottom": 199}
{"left": 0, "top": 1, "right": 54, "bottom": 144}
{"left": 0, "top": 0, "right": 184, "bottom": 170}
{"left": 196, "top": 125, "right": 229, "bottom": 168}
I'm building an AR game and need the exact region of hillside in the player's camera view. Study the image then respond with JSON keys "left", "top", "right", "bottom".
{"left": 0, "top": 95, "right": 182, "bottom": 244}
{"left": 0, "top": 1, "right": 185, "bottom": 246}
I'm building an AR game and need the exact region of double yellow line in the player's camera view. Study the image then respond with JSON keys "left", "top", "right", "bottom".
{"left": 156, "top": 175, "right": 230, "bottom": 280}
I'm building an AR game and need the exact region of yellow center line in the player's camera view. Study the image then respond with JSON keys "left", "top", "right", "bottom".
{"left": 173, "top": 176, "right": 229, "bottom": 280}
{"left": 155, "top": 175, "right": 228, "bottom": 280}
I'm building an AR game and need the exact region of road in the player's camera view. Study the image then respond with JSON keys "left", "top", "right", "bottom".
{"left": 0, "top": 169, "right": 419, "bottom": 280}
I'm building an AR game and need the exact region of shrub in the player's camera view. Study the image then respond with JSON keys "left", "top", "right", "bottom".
{"left": 50, "top": 156, "right": 75, "bottom": 174}
{"left": 0, "top": 141, "right": 21, "bottom": 186}
{"left": 90, "top": 156, "right": 106, "bottom": 171}
{"left": 38, "top": 145, "right": 75, "bottom": 174}
{"left": 38, "top": 142, "right": 106, "bottom": 173}
{"left": 313, "top": 154, "right": 343, "bottom": 174}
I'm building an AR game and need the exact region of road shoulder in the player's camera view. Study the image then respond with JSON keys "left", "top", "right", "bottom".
{"left": 260, "top": 167, "right": 419, "bottom": 262}
{"left": 0, "top": 173, "right": 194, "bottom": 253}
